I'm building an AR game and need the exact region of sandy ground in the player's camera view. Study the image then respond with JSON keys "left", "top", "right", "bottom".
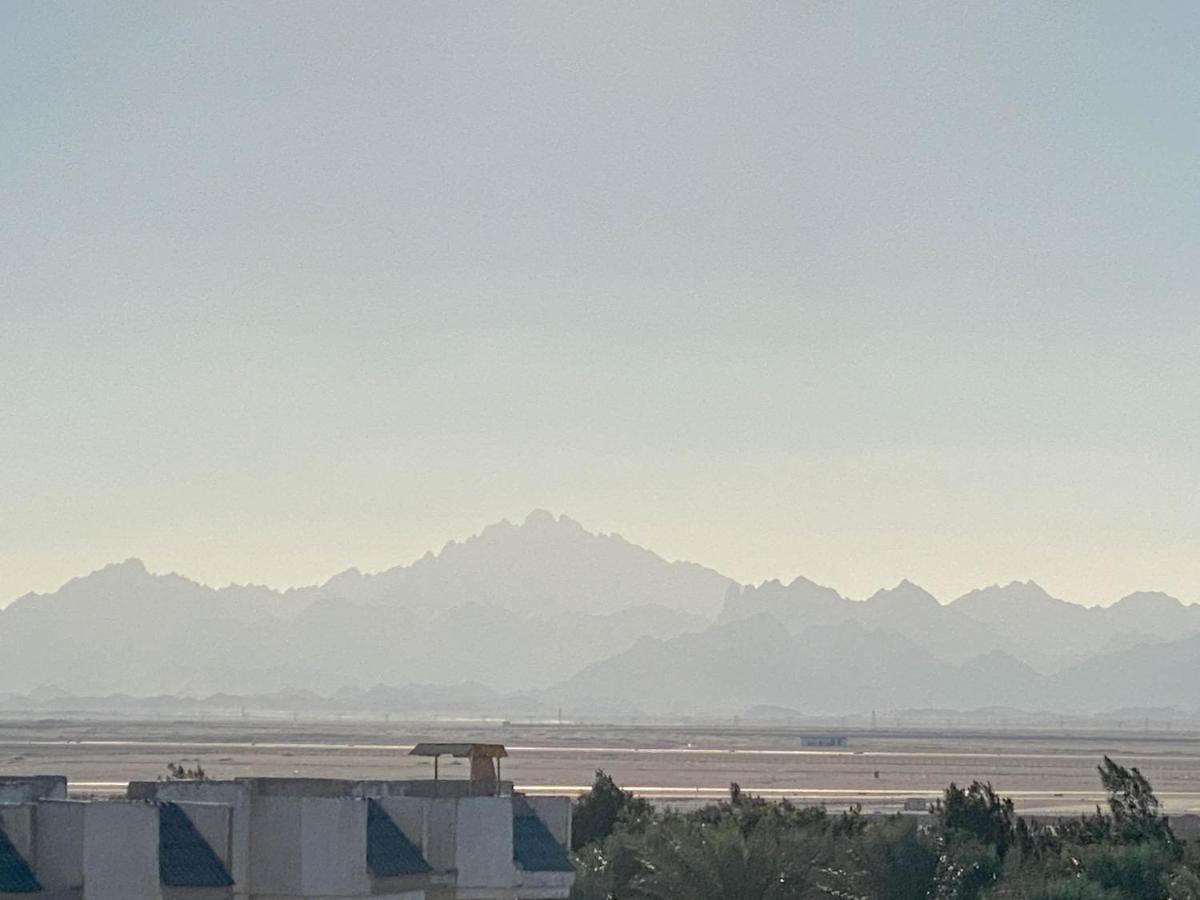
{"left": 1, "top": 717, "right": 1198, "bottom": 816}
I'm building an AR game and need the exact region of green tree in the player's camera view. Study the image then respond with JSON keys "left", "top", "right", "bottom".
{"left": 1019, "top": 880, "right": 1122, "bottom": 900}
{"left": 693, "top": 783, "right": 829, "bottom": 838}
{"left": 1097, "top": 756, "right": 1179, "bottom": 852}
{"left": 573, "top": 826, "right": 648, "bottom": 900}
{"left": 1077, "top": 842, "right": 1177, "bottom": 899}
{"left": 936, "top": 782, "right": 1019, "bottom": 861}
{"left": 931, "top": 836, "right": 1002, "bottom": 900}
{"left": 573, "top": 770, "right": 653, "bottom": 851}
{"left": 568, "top": 761, "right": 1199, "bottom": 900}
{"left": 829, "top": 814, "right": 938, "bottom": 900}
{"left": 1168, "top": 866, "right": 1200, "bottom": 900}
{"left": 629, "top": 815, "right": 824, "bottom": 900}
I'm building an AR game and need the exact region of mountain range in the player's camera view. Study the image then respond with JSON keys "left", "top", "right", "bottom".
{"left": 2, "top": 511, "right": 1197, "bottom": 717}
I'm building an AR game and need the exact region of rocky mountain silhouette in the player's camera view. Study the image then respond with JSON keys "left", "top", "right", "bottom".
{"left": 1, "top": 513, "right": 1196, "bottom": 714}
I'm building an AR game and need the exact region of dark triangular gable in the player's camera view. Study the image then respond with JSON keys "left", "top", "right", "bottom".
{"left": 158, "top": 802, "right": 233, "bottom": 888}
{"left": 512, "top": 796, "right": 573, "bottom": 873}
{"left": 366, "top": 799, "right": 432, "bottom": 878}
{"left": 0, "top": 825, "right": 40, "bottom": 893}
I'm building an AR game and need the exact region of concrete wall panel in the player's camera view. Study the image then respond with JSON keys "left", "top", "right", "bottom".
{"left": 453, "top": 798, "right": 513, "bottom": 889}
{"left": 82, "top": 803, "right": 161, "bottom": 900}
{"left": 0, "top": 776, "right": 66, "bottom": 803}
{"left": 33, "top": 800, "right": 85, "bottom": 895}
{"left": 143, "top": 781, "right": 252, "bottom": 892}
{"left": 299, "top": 797, "right": 368, "bottom": 896}
{"left": 248, "top": 795, "right": 303, "bottom": 896}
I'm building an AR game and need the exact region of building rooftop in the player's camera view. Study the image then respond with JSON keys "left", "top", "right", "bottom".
{"left": 409, "top": 742, "right": 508, "bottom": 759}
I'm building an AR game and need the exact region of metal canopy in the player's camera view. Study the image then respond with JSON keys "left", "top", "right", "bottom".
{"left": 409, "top": 742, "right": 508, "bottom": 759}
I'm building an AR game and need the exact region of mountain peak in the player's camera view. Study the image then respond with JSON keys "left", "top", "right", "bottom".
{"left": 523, "top": 509, "right": 557, "bottom": 527}
{"left": 519, "top": 509, "right": 587, "bottom": 533}
{"left": 953, "top": 580, "right": 1063, "bottom": 610}
{"left": 80, "top": 558, "right": 153, "bottom": 586}
{"left": 782, "top": 578, "right": 840, "bottom": 600}
{"left": 866, "top": 580, "right": 940, "bottom": 609}
{"left": 1008, "top": 579, "right": 1052, "bottom": 595}
{"left": 322, "top": 567, "right": 365, "bottom": 590}
{"left": 1112, "top": 591, "right": 1184, "bottom": 611}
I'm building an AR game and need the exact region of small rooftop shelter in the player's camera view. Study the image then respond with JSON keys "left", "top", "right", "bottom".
{"left": 409, "top": 743, "right": 508, "bottom": 794}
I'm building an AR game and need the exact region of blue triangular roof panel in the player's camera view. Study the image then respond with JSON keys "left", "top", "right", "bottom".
{"left": 0, "top": 825, "right": 40, "bottom": 893}
{"left": 367, "top": 799, "right": 432, "bottom": 878}
{"left": 159, "top": 802, "right": 234, "bottom": 887}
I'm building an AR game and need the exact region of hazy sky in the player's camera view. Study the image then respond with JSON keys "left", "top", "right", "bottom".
{"left": 3, "top": 2, "right": 1198, "bottom": 607}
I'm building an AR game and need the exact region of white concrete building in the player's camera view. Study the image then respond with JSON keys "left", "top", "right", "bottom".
{"left": 0, "top": 745, "right": 574, "bottom": 900}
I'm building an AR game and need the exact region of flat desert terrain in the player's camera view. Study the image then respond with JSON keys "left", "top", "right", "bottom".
{"left": 1, "top": 717, "right": 1198, "bottom": 817}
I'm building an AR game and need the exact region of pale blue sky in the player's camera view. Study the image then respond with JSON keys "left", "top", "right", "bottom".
{"left": 2, "top": 2, "right": 1198, "bottom": 605}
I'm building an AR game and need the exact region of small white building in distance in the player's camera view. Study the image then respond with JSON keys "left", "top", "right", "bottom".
{"left": 0, "top": 744, "right": 575, "bottom": 900}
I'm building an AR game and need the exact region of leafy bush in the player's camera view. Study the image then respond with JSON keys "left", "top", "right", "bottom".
{"left": 568, "top": 761, "right": 1200, "bottom": 900}
{"left": 573, "top": 770, "right": 653, "bottom": 851}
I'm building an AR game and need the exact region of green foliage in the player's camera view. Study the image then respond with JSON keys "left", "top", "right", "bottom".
{"left": 1097, "top": 756, "right": 1180, "bottom": 853}
{"left": 1168, "top": 866, "right": 1200, "bottom": 900}
{"left": 568, "top": 761, "right": 1200, "bottom": 900}
{"left": 573, "top": 826, "right": 649, "bottom": 899}
{"left": 1076, "top": 842, "right": 1177, "bottom": 899}
{"left": 936, "top": 782, "right": 1019, "bottom": 861}
{"left": 931, "top": 836, "right": 1002, "bottom": 900}
{"left": 1026, "top": 879, "right": 1123, "bottom": 900}
{"left": 573, "top": 770, "right": 654, "bottom": 851}
{"left": 831, "top": 814, "right": 939, "bottom": 900}
{"left": 693, "top": 783, "right": 830, "bottom": 838}
{"left": 162, "top": 761, "right": 207, "bottom": 781}
{"left": 630, "top": 815, "right": 823, "bottom": 900}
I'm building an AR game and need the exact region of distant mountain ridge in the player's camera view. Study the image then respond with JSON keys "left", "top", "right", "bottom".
{"left": 287, "top": 510, "right": 734, "bottom": 617}
{"left": 1, "top": 512, "right": 1197, "bottom": 715}
{"left": 717, "top": 576, "right": 1200, "bottom": 673}
{"left": 0, "top": 512, "right": 721, "bottom": 695}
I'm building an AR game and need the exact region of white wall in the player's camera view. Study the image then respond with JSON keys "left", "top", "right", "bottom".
{"left": 247, "top": 794, "right": 370, "bottom": 897}
{"left": 298, "top": 798, "right": 368, "bottom": 896}
{"left": 383, "top": 794, "right": 576, "bottom": 897}
{"left": 380, "top": 795, "right": 520, "bottom": 890}
{"left": 82, "top": 802, "right": 162, "bottom": 900}
{"left": 32, "top": 800, "right": 85, "bottom": 898}
{"left": 3, "top": 781, "right": 575, "bottom": 900}
{"left": 248, "top": 795, "right": 304, "bottom": 896}
{"left": 161, "top": 888, "right": 231, "bottom": 900}
{"left": 453, "top": 797, "right": 514, "bottom": 890}
{"left": 148, "top": 781, "right": 252, "bottom": 893}
{"left": 380, "top": 797, "right": 458, "bottom": 874}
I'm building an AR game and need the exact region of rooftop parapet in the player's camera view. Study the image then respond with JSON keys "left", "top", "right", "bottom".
{"left": 0, "top": 776, "right": 67, "bottom": 804}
